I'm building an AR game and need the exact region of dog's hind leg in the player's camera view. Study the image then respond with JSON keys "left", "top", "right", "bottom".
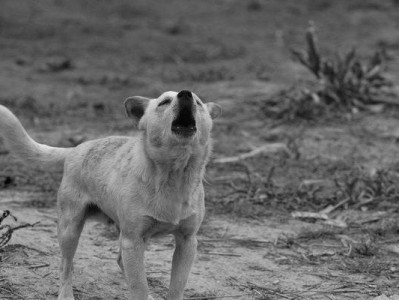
{"left": 57, "top": 187, "right": 88, "bottom": 300}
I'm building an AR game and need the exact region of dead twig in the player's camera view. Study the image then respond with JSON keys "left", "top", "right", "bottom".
{"left": 291, "top": 211, "right": 329, "bottom": 220}
{"left": 12, "top": 221, "right": 40, "bottom": 231}
{"left": 213, "top": 143, "right": 291, "bottom": 164}
{"left": 204, "top": 251, "right": 241, "bottom": 257}
{"left": 200, "top": 238, "right": 271, "bottom": 244}
{"left": 319, "top": 197, "right": 350, "bottom": 214}
{"left": 184, "top": 293, "right": 253, "bottom": 300}
{"left": 247, "top": 282, "right": 296, "bottom": 300}
{"left": 27, "top": 263, "right": 50, "bottom": 269}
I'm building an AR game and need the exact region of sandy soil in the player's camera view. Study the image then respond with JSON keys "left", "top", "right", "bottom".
{"left": 2, "top": 189, "right": 387, "bottom": 300}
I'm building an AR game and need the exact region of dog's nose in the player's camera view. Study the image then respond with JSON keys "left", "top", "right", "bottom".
{"left": 177, "top": 90, "right": 193, "bottom": 99}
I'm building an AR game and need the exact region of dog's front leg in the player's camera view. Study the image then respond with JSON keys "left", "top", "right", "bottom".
{"left": 120, "top": 235, "right": 153, "bottom": 300}
{"left": 166, "top": 233, "right": 197, "bottom": 300}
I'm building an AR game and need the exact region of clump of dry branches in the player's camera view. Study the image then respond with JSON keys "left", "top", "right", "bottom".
{"left": 0, "top": 210, "right": 39, "bottom": 248}
{"left": 0, "top": 210, "right": 17, "bottom": 247}
{"left": 263, "top": 22, "right": 395, "bottom": 122}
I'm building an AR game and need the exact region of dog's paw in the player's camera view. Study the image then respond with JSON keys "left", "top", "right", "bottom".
{"left": 57, "top": 296, "right": 75, "bottom": 300}
{"left": 57, "top": 289, "right": 75, "bottom": 300}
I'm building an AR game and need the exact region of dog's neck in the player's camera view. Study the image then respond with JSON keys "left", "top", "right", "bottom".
{"left": 132, "top": 133, "right": 211, "bottom": 223}
{"left": 140, "top": 133, "right": 211, "bottom": 185}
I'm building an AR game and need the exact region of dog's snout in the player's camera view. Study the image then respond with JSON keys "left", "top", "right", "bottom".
{"left": 177, "top": 90, "right": 193, "bottom": 100}
{"left": 172, "top": 90, "right": 196, "bottom": 138}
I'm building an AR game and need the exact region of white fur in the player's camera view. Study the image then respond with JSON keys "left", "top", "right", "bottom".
{"left": 0, "top": 105, "right": 71, "bottom": 169}
{"left": 0, "top": 91, "right": 221, "bottom": 300}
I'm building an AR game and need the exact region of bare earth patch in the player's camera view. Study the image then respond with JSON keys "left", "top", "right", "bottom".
{"left": 2, "top": 188, "right": 399, "bottom": 299}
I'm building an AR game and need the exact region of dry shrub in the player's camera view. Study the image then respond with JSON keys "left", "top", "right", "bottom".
{"left": 263, "top": 22, "right": 395, "bottom": 122}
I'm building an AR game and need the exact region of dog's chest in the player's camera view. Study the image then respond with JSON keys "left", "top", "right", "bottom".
{"left": 105, "top": 165, "right": 202, "bottom": 227}
{"left": 150, "top": 172, "right": 200, "bottom": 224}
{"left": 149, "top": 190, "right": 195, "bottom": 225}
{"left": 141, "top": 216, "right": 179, "bottom": 240}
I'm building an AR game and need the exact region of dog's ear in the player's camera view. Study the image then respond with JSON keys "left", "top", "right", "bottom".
{"left": 205, "top": 102, "right": 222, "bottom": 119}
{"left": 124, "top": 96, "right": 150, "bottom": 125}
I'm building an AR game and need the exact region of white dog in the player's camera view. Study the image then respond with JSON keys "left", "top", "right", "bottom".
{"left": 0, "top": 90, "right": 221, "bottom": 300}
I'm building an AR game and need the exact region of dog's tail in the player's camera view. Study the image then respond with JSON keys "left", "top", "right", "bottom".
{"left": 0, "top": 105, "right": 71, "bottom": 169}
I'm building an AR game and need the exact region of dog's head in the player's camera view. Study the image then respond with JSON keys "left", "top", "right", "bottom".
{"left": 124, "top": 91, "right": 221, "bottom": 150}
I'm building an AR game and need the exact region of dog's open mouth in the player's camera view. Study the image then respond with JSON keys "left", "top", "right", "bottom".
{"left": 171, "top": 111, "right": 197, "bottom": 138}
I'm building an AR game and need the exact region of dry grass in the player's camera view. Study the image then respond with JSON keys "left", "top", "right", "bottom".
{"left": 0, "top": 280, "right": 25, "bottom": 300}
{"left": 334, "top": 167, "right": 399, "bottom": 209}
{"left": 213, "top": 158, "right": 399, "bottom": 217}
{"left": 339, "top": 257, "right": 396, "bottom": 276}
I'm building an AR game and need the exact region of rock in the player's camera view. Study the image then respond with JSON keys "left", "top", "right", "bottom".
{"left": 38, "top": 55, "right": 72, "bottom": 73}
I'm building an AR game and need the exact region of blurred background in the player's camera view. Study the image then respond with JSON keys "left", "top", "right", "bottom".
{"left": 1, "top": 0, "right": 398, "bottom": 120}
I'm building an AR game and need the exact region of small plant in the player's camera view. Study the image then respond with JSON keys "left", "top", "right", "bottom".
{"left": 263, "top": 22, "right": 395, "bottom": 121}
{"left": 292, "top": 22, "right": 391, "bottom": 108}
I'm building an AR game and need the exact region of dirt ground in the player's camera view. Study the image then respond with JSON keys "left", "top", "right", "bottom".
{"left": 2, "top": 0, "right": 399, "bottom": 299}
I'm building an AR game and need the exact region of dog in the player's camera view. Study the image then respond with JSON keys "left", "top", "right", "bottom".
{"left": 0, "top": 90, "right": 221, "bottom": 300}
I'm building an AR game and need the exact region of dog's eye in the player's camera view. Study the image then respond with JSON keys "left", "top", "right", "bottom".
{"left": 196, "top": 100, "right": 202, "bottom": 106}
{"left": 158, "top": 99, "right": 171, "bottom": 107}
